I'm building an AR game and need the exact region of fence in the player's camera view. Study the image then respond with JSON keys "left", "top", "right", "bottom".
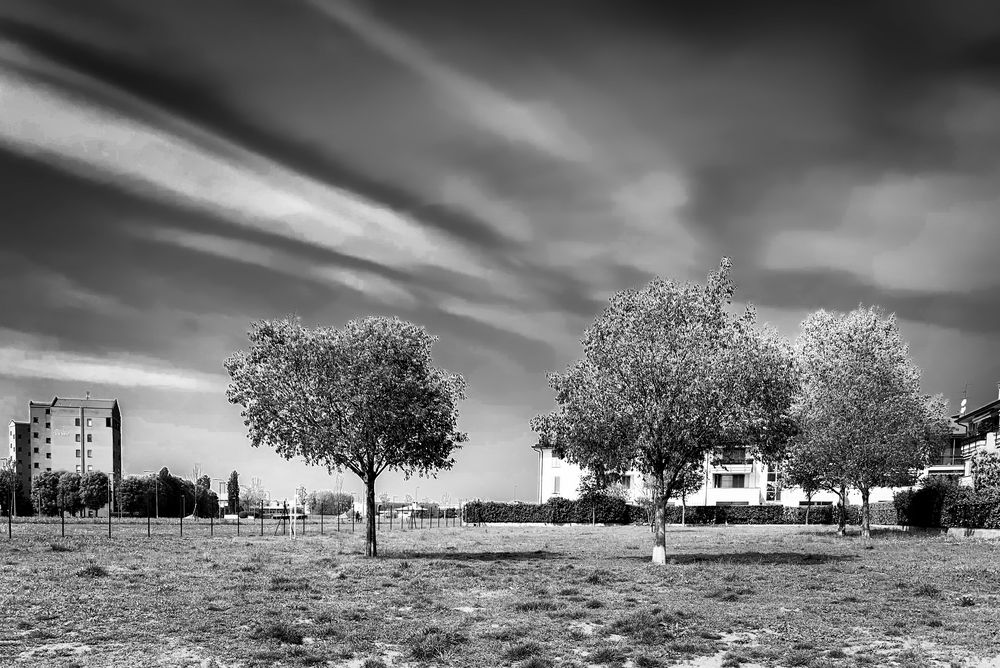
{"left": 3, "top": 501, "right": 468, "bottom": 540}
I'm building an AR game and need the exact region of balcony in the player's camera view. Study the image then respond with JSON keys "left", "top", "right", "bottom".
{"left": 928, "top": 455, "right": 964, "bottom": 467}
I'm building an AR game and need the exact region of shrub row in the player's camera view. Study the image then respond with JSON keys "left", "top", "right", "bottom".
{"left": 895, "top": 478, "right": 1000, "bottom": 529}
{"left": 462, "top": 499, "right": 902, "bottom": 526}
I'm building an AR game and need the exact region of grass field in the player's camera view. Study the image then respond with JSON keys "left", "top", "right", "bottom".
{"left": 2, "top": 522, "right": 999, "bottom": 667}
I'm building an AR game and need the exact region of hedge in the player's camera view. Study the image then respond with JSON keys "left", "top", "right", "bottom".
{"left": 894, "top": 479, "right": 1000, "bottom": 529}
{"left": 462, "top": 499, "right": 901, "bottom": 526}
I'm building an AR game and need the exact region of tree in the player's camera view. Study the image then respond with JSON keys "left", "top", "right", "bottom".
{"left": 57, "top": 472, "right": 84, "bottom": 516}
{"left": 225, "top": 316, "right": 467, "bottom": 557}
{"left": 0, "top": 459, "right": 29, "bottom": 516}
{"left": 194, "top": 474, "right": 212, "bottom": 517}
{"left": 241, "top": 477, "right": 267, "bottom": 514}
{"left": 227, "top": 470, "right": 240, "bottom": 514}
{"left": 295, "top": 485, "right": 308, "bottom": 511}
{"left": 791, "top": 307, "right": 951, "bottom": 538}
{"left": 32, "top": 470, "right": 62, "bottom": 516}
{"left": 118, "top": 476, "right": 153, "bottom": 515}
{"left": 307, "top": 490, "right": 354, "bottom": 515}
{"left": 532, "top": 259, "right": 797, "bottom": 564}
{"left": 79, "top": 471, "right": 110, "bottom": 513}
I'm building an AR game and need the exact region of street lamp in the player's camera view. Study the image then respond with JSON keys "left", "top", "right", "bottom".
{"left": 142, "top": 470, "right": 159, "bottom": 519}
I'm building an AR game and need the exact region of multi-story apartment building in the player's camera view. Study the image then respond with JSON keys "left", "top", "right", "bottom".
{"left": 7, "top": 397, "right": 122, "bottom": 488}
{"left": 937, "top": 384, "right": 1000, "bottom": 484}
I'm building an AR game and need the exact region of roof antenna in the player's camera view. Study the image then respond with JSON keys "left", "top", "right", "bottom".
{"left": 959, "top": 383, "right": 968, "bottom": 417}
{"left": 85, "top": 390, "right": 91, "bottom": 400}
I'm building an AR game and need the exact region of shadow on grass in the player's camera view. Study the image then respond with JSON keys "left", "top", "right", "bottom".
{"left": 625, "top": 551, "right": 857, "bottom": 565}
{"left": 793, "top": 527, "right": 948, "bottom": 539}
{"left": 384, "top": 549, "right": 561, "bottom": 561}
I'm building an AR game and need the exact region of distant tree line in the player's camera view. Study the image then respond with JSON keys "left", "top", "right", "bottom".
{"left": 116, "top": 468, "right": 219, "bottom": 517}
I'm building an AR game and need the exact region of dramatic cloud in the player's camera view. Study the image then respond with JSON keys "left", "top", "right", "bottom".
{"left": 1, "top": 1, "right": 998, "bottom": 501}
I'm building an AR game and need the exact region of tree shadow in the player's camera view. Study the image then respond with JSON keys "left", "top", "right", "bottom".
{"left": 384, "top": 549, "right": 562, "bottom": 562}
{"left": 624, "top": 551, "right": 857, "bottom": 565}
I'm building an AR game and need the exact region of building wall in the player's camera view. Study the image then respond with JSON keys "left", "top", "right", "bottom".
{"left": 25, "top": 400, "right": 121, "bottom": 483}
{"left": 536, "top": 446, "right": 897, "bottom": 508}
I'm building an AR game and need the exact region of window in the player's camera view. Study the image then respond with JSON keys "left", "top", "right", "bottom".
{"left": 32, "top": 417, "right": 38, "bottom": 423}
{"left": 45, "top": 437, "right": 50, "bottom": 444}
{"left": 75, "top": 465, "right": 81, "bottom": 473}
{"left": 33, "top": 463, "right": 38, "bottom": 469}
{"left": 76, "top": 449, "right": 81, "bottom": 457}
{"left": 75, "top": 418, "right": 80, "bottom": 426}
{"left": 87, "top": 450, "right": 92, "bottom": 458}
{"left": 720, "top": 447, "right": 748, "bottom": 465}
{"left": 87, "top": 434, "right": 92, "bottom": 443}
{"left": 87, "top": 465, "right": 93, "bottom": 472}
{"left": 106, "top": 417, "right": 111, "bottom": 427}
{"left": 87, "top": 418, "right": 92, "bottom": 427}
{"left": 551, "top": 455, "right": 561, "bottom": 468}
{"left": 45, "top": 453, "right": 51, "bottom": 459}
{"left": 713, "top": 474, "right": 746, "bottom": 489}
{"left": 45, "top": 409, "right": 50, "bottom": 415}
{"left": 766, "top": 468, "right": 782, "bottom": 502}
{"left": 45, "top": 422, "right": 50, "bottom": 429}
{"left": 33, "top": 432, "right": 38, "bottom": 439}
{"left": 75, "top": 434, "right": 81, "bottom": 442}
{"left": 45, "top": 467, "right": 51, "bottom": 472}
{"left": 553, "top": 476, "right": 561, "bottom": 495}
{"left": 622, "top": 475, "right": 632, "bottom": 489}
{"left": 33, "top": 447, "right": 38, "bottom": 454}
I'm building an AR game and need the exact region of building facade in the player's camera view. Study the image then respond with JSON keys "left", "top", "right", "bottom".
{"left": 7, "top": 397, "right": 122, "bottom": 488}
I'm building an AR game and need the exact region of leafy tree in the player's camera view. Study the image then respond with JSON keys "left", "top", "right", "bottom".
{"left": 671, "top": 463, "right": 705, "bottom": 526}
{"left": 227, "top": 470, "right": 240, "bottom": 514}
{"left": 225, "top": 316, "right": 467, "bottom": 557}
{"left": 295, "top": 485, "right": 308, "bottom": 511}
{"left": 194, "top": 474, "right": 212, "bottom": 517}
{"left": 118, "top": 476, "right": 153, "bottom": 515}
{"left": 32, "top": 470, "right": 62, "bottom": 516}
{"left": 791, "top": 307, "right": 951, "bottom": 538}
{"left": 241, "top": 477, "right": 267, "bottom": 514}
{"left": 307, "top": 490, "right": 354, "bottom": 515}
{"left": 532, "top": 259, "right": 798, "bottom": 563}
{"left": 79, "top": 471, "right": 110, "bottom": 513}
{"left": 57, "top": 472, "right": 84, "bottom": 516}
{"left": 0, "top": 460, "right": 30, "bottom": 516}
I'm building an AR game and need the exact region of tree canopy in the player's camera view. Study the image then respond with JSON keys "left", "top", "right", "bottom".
{"left": 225, "top": 316, "right": 466, "bottom": 556}
{"left": 788, "top": 307, "right": 951, "bottom": 537}
{"left": 532, "top": 259, "right": 797, "bottom": 563}
{"left": 79, "top": 471, "right": 110, "bottom": 512}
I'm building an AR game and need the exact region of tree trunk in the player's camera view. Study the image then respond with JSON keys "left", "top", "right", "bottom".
{"left": 805, "top": 491, "right": 812, "bottom": 525}
{"left": 860, "top": 488, "right": 871, "bottom": 540}
{"left": 652, "top": 492, "right": 667, "bottom": 565}
{"left": 365, "top": 476, "right": 377, "bottom": 558}
{"left": 836, "top": 484, "right": 847, "bottom": 536}
{"left": 681, "top": 494, "right": 686, "bottom": 526}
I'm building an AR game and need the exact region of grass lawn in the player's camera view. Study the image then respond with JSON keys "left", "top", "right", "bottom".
{"left": 2, "top": 521, "right": 999, "bottom": 667}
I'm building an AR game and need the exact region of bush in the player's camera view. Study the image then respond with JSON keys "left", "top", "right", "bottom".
{"left": 895, "top": 477, "right": 960, "bottom": 527}
{"left": 462, "top": 496, "right": 636, "bottom": 524}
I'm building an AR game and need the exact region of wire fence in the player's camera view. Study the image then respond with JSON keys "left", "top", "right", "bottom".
{"left": 3, "top": 502, "right": 469, "bottom": 540}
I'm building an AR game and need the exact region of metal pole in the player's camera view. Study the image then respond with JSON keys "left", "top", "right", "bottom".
{"left": 210, "top": 513, "right": 213, "bottom": 538}
{"left": 283, "top": 501, "right": 287, "bottom": 536}
{"left": 147, "top": 493, "right": 151, "bottom": 537}
{"left": 61, "top": 508, "right": 65, "bottom": 538}
{"left": 260, "top": 501, "right": 264, "bottom": 536}
{"left": 7, "top": 503, "right": 10, "bottom": 540}
{"left": 180, "top": 497, "right": 184, "bottom": 537}
{"left": 107, "top": 483, "right": 112, "bottom": 539}
{"left": 237, "top": 511, "right": 240, "bottom": 537}
{"left": 322, "top": 512, "right": 325, "bottom": 535}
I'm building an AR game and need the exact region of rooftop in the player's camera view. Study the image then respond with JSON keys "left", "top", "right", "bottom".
{"left": 29, "top": 396, "right": 118, "bottom": 410}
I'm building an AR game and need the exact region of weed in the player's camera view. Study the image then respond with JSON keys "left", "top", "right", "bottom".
{"left": 589, "top": 647, "right": 625, "bottom": 666}
{"left": 784, "top": 649, "right": 813, "bottom": 666}
{"left": 409, "top": 626, "right": 467, "bottom": 660}
{"left": 584, "top": 569, "right": 612, "bottom": 585}
{"left": 913, "top": 583, "right": 940, "bottom": 597}
{"left": 504, "top": 641, "right": 542, "bottom": 661}
{"left": 361, "top": 659, "right": 387, "bottom": 668}
{"left": 77, "top": 563, "right": 108, "bottom": 578}
{"left": 514, "top": 600, "right": 559, "bottom": 612}
{"left": 255, "top": 622, "right": 304, "bottom": 645}
{"left": 520, "top": 659, "right": 553, "bottom": 668}
{"left": 269, "top": 575, "right": 310, "bottom": 592}
{"left": 50, "top": 542, "right": 75, "bottom": 552}
{"left": 634, "top": 656, "right": 662, "bottom": 668}
{"left": 584, "top": 598, "right": 605, "bottom": 609}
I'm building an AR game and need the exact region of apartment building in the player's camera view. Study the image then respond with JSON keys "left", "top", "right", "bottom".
{"left": 532, "top": 442, "right": 896, "bottom": 508}
{"left": 7, "top": 396, "right": 122, "bottom": 486}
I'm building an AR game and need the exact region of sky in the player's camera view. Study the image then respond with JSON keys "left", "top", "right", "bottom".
{"left": 2, "top": 1, "right": 999, "bottom": 504}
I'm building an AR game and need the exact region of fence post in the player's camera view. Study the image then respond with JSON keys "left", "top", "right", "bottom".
{"left": 322, "top": 512, "right": 325, "bottom": 535}
{"left": 260, "top": 501, "right": 264, "bottom": 537}
{"left": 147, "top": 494, "right": 151, "bottom": 538}
{"left": 237, "top": 511, "right": 240, "bottom": 537}
{"left": 302, "top": 512, "right": 306, "bottom": 536}
{"left": 210, "top": 514, "right": 214, "bottom": 538}
{"left": 180, "top": 498, "right": 184, "bottom": 538}
{"left": 351, "top": 509, "right": 354, "bottom": 533}
{"left": 107, "top": 484, "right": 112, "bottom": 539}
{"left": 61, "top": 508, "right": 65, "bottom": 538}
{"left": 283, "top": 501, "right": 288, "bottom": 536}
{"left": 7, "top": 504, "right": 10, "bottom": 540}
